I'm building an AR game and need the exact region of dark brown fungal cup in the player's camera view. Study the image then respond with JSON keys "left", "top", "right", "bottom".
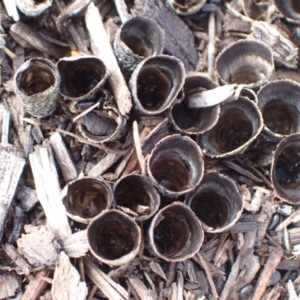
{"left": 198, "top": 97, "right": 263, "bottom": 158}
{"left": 147, "top": 134, "right": 204, "bottom": 197}
{"left": 14, "top": 57, "right": 60, "bottom": 118}
{"left": 114, "top": 16, "right": 164, "bottom": 76}
{"left": 62, "top": 177, "right": 113, "bottom": 224}
{"left": 271, "top": 133, "right": 300, "bottom": 205}
{"left": 216, "top": 40, "right": 274, "bottom": 90}
{"left": 113, "top": 173, "right": 160, "bottom": 222}
{"left": 129, "top": 55, "right": 185, "bottom": 115}
{"left": 185, "top": 172, "right": 244, "bottom": 233}
{"left": 76, "top": 104, "right": 127, "bottom": 143}
{"left": 257, "top": 80, "right": 300, "bottom": 140}
{"left": 274, "top": 0, "right": 300, "bottom": 20}
{"left": 169, "top": 73, "right": 220, "bottom": 135}
{"left": 148, "top": 202, "right": 203, "bottom": 262}
{"left": 57, "top": 56, "right": 107, "bottom": 102}
{"left": 87, "top": 210, "right": 141, "bottom": 266}
{"left": 167, "top": 0, "right": 206, "bottom": 15}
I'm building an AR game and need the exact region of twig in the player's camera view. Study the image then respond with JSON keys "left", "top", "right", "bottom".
{"left": 208, "top": 12, "right": 215, "bottom": 79}
{"left": 72, "top": 102, "right": 99, "bottom": 123}
{"left": 49, "top": 132, "right": 78, "bottom": 182}
{"left": 252, "top": 247, "right": 284, "bottom": 300}
{"left": 114, "top": 0, "right": 130, "bottom": 24}
{"left": 55, "top": 128, "right": 127, "bottom": 154}
{"left": 133, "top": 121, "right": 146, "bottom": 175}
{"left": 85, "top": 3, "right": 132, "bottom": 116}
{"left": 1, "top": 105, "right": 10, "bottom": 144}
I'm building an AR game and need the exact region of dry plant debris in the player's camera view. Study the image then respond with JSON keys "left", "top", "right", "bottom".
{"left": 1, "top": 0, "right": 300, "bottom": 299}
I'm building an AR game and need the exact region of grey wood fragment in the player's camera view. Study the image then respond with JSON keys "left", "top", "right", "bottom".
{"left": 61, "top": 230, "right": 89, "bottom": 258}
{"left": 17, "top": 225, "right": 59, "bottom": 267}
{"left": 0, "top": 272, "right": 20, "bottom": 299}
{"left": 17, "top": 186, "right": 38, "bottom": 212}
{"left": 0, "top": 144, "right": 25, "bottom": 241}
{"left": 51, "top": 252, "right": 87, "bottom": 300}
{"left": 29, "top": 145, "right": 71, "bottom": 240}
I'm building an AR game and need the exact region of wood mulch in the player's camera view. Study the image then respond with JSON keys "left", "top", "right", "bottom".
{"left": 0, "top": 0, "right": 300, "bottom": 299}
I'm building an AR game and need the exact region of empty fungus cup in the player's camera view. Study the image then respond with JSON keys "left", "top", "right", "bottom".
{"left": 113, "top": 173, "right": 160, "bottom": 222}
{"left": 185, "top": 172, "right": 244, "bottom": 233}
{"left": 216, "top": 40, "right": 274, "bottom": 89}
{"left": 14, "top": 57, "right": 60, "bottom": 118}
{"left": 274, "top": 0, "right": 300, "bottom": 20}
{"left": 148, "top": 202, "right": 203, "bottom": 262}
{"left": 271, "top": 133, "right": 300, "bottom": 205}
{"left": 169, "top": 73, "right": 220, "bottom": 135}
{"left": 147, "top": 134, "right": 204, "bottom": 197}
{"left": 87, "top": 210, "right": 141, "bottom": 266}
{"left": 57, "top": 56, "right": 107, "bottom": 102}
{"left": 114, "top": 16, "right": 164, "bottom": 76}
{"left": 62, "top": 177, "right": 113, "bottom": 224}
{"left": 129, "top": 55, "right": 185, "bottom": 115}
{"left": 197, "top": 97, "right": 263, "bottom": 158}
{"left": 258, "top": 80, "right": 300, "bottom": 140}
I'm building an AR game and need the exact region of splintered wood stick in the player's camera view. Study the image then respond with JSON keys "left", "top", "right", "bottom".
{"left": 49, "top": 132, "right": 78, "bottom": 182}
{"left": 21, "top": 270, "right": 53, "bottom": 300}
{"left": 0, "top": 144, "right": 25, "bottom": 241}
{"left": 51, "top": 252, "right": 88, "bottom": 300}
{"left": 83, "top": 256, "right": 128, "bottom": 300}
{"left": 29, "top": 145, "right": 71, "bottom": 240}
{"left": 1, "top": 105, "right": 10, "bottom": 144}
{"left": 252, "top": 247, "right": 284, "bottom": 300}
{"left": 207, "top": 12, "right": 215, "bottom": 79}
{"left": 114, "top": 0, "right": 130, "bottom": 24}
{"left": 85, "top": 3, "right": 132, "bottom": 116}
{"left": 133, "top": 121, "right": 146, "bottom": 175}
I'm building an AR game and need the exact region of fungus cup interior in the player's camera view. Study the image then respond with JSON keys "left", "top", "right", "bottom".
{"left": 198, "top": 98, "right": 262, "bottom": 156}
{"left": 120, "top": 18, "right": 163, "bottom": 57}
{"left": 152, "top": 205, "right": 202, "bottom": 259}
{"left": 171, "top": 76, "right": 219, "bottom": 133}
{"left": 258, "top": 81, "right": 300, "bottom": 137}
{"left": 185, "top": 173, "right": 243, "bottom": 231}
{"left": 58, "top": 58, "right": 106, "bottom": 98}
{"left": 114, "top": 175, "right": 159, "bottom": 218}
{"left": 64, "top": 178, "right": 111, "bottom": 219}
{"left": 18, "top": 61, "right": 55, "bottom": 96}
{"left": 149, "top": 136, "right": 203, "bottom": 194}
{"left": 137, "top": 67, "right": 171, "bottom": 111}
{"left": 87, "top": 211, "right": 139, "bottom": 261}
{"left": 216, "top": 41, "right": 273, "bottom": 86}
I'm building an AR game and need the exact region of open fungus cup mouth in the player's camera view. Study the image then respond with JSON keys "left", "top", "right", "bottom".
{"left": 258, "top": 80, "right": 300, "bottom": 139}
{"left": 169, "top": 73, "right": 220, "bottom": 135}
{"left": 216, "top": 40, "right": 274, "bottom": 89}
{"left": 15, "top": 58, "right": 59, "bottom": 99}
{"left": 198, "top": 97, "right": 263, "bottom": 158}
{"left": 113, "top": 173, "right": 160, "bottom": 222}
{"left": 147, "top": 134, "right": 204, "bottom": 197}
{"left": 185, "top": 172, "right": 244, "bottom": 233}
{"left": 275, "top": 0, "right": 300, "bottom": 20}
{"left": 87, "top": 210, "right": 141, "bottom": 266}
{"left": 129, "top": 55, "right": 185, "bottom": 115}
{"left": 118, "top": 16, "right": 164, "bottom": 59}
{"left": 148, "top": 202, "right": 204, "bottom": 261}
{"left": 62, "top": 177, "right": 113, "bottom": 224}
{"left": 271, "top": 133, "right": 300, "bottom": 205}
{"left": 57, "top": 56, "right": 107, "bottom": 101}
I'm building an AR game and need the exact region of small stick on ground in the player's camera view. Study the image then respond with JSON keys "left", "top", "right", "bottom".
{"left": 133, "top": 121, "right": 146, "bottom": 175}
{"left": 252, "top": 247, "right": 284, "bottom": 300}
{"left": 114, "top": 0, "right": 130, "bottom": 24}
{"left": 208, "top": 12, "right": 215, "bottom": 80}
{"left": 85, "top": 3, "right": 132, "bottom": 116}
